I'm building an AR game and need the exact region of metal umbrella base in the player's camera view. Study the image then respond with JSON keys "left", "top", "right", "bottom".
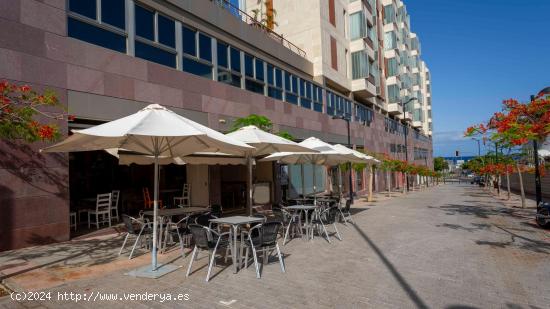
{"left": 126, "top": 264, "right": 181, "bottom": 279}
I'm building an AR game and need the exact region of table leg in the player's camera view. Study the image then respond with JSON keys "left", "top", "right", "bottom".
{"left": 304, "top": 210, "right": 309, "bottom": 241}
{"left": 232, "top": 225, "right": 238, "bottom": 274}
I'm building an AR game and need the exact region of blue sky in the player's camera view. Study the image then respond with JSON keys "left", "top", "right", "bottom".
{"left": 404, "top": 0, "right": 550, "bottom": 157}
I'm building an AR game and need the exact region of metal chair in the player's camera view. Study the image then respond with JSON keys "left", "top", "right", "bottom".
{"left": 311, "top": 206, "right": 342, "bottom": 243}
{"left": 241, "top": 221, "right": 285, "bottom": 278}
{"left": 174, "top": 184, "right": 190, "bottom": 207}
{"left": 119, "top": 214, "right": 153, "bottom": 259}
{"left": 186, "top": 224, "right": 231, "bottom": 282}
{"left": 111, "top": 190, "right": 120, "bottom": 222}
{"left": 162, "top": 215, "right": 189, "bottom": 256}
{"left": 338, "top": 198, "right": 354, "bottom": 224}
{"left": 282, "top": 207, "right": 303, "bottom": 245}
{"left": 87, "top": 193, "right": 112, "bottom": 229}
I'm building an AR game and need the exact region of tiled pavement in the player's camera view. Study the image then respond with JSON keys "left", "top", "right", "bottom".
{"left": 1, "top": 184, "right": 549, "bottom": 308}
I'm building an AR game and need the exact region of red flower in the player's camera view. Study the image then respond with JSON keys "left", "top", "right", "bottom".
{"left": 19, "top": 85, "right": 30, "bottom": 92}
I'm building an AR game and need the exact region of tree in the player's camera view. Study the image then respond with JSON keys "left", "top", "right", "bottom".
{"left": 251, "top": 0, "right": 278, "bottom": 30}
{"left": 230, "top": 114, "right": 294, "bottom": 140}
{"left": 0, "top": 80, "right": 68, "bottom": 142}
{"left": 433, "top": 157, "right": 449, "bottom": 172}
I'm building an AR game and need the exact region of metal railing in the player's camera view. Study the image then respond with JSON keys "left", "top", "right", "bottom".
{"left": 212, "top": 0, "right": 307, "bottom": 58}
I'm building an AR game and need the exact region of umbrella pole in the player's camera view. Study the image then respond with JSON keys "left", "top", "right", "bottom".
{"left": 152, "top": 152, "right": 159, "bottom": 271}
{"left": 301, "top": 164, "right": 305, "bottom": 198}
{"left": 247, "top": 156, "right": 253, "bottom": 215}
{"left": 339, "top": 165, "right": 343, "bottom": 199}
{"left": 313, "top": 165, "right": 316, "bottom": 205}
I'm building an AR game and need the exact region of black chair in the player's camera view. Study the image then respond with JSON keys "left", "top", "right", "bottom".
{"left": 338, "top": 198, "right": 354, "bottom": 224}
{"left": 311, "top": 207, "right": 342, "bottom": 243}
{"left": 186, "top": 224, "right": 231, "bottom": 282}
{"left": 163, "top": 215, "right": 190, "bottom": 256}
{"left": 195, "top": 213, "right": 218, "bottom": 229}
{"left": 210, "top": 204, "right": 223, "bottom": 217}
{"left": 118, "top": 214, "right": 153, "bottom": 259}
{"left": 241, "top": 221, "right": 285, "bottom": 278}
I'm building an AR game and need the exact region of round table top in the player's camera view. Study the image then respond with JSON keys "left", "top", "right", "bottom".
{"left": 285, "top": 205, "right": 318, "bottom": 210}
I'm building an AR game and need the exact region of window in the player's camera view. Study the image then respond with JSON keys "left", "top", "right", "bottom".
{"left": 384, "top": 31, "right": 398, "bottom": 50}
{"left": 312, "top": 85, "right": 323, "bottom": 112}
{"left": 267, "top": 64, "right": 283, "bottom": 100}
{"left": 349, "top": 12, "right": 366, "bottom": 40}
{"left": 217, "top": 41, "right": 241, "bottom": 88}
{"left": 351, "top": 51, "right": 368, "bottom": 79}
{"left": 67, "top": 0, "right": 127, "bottom": 53}
{"left": 134, "top": 4, "right": 176, "bottom": 68}
{"left": 181, "top": 26, "right": 213, "bottom": 78}
{"left": 327, "top": 91, "right": 351, "bottom": 117}
{"left": 355, "top": 104, "right": 373, "bottom": 126}
{"left": 284, "top": 71, "right": 299, "bottom": 104}
{"left": 299, "top": 80, "right": 312, "bottom": 109}
{"left": 387, "top": 84, "right": 400, "bottom": 103}
{"left": 386, "top": 57, "right": 399, "bottom": 77}
{"left": 384, "top": 5, "right": 395, "bottom": 24}
{"left": 243, "top": 53, "right": 265, "bottom": 94}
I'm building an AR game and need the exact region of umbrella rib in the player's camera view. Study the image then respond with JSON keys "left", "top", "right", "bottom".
{"left": 125, "top": 135, "right": 155, "bottom": 155}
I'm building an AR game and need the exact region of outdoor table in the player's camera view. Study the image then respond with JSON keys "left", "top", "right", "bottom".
{"left": 142, "top": 207, "right": 209, "bottom": 252}
{"left": 209, "top": 216, "right": 265, "bottom": 274}
{"left": 288, "top": 197, "right": 313, "bottom": 205}
{"left": 284, "top": 205, "right": 318, "bottom": 240}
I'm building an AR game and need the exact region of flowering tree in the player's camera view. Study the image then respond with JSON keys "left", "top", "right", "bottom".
{"left": 466, "top": 96, "right": 550, "bottom": 207}
{"left": 0, "top": 80, "right": 69, "bottom": 142}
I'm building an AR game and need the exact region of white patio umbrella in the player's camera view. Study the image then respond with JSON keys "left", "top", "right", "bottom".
{"left": 261, "top": 137, "right": 365, "bottom": 202}
{"left": 226, "top": 125, "right": 315, "bottom": 213}
{"left": 41, "top": 104, "right": 253, "bottom": 277}
{"left": 106, "top": 149, "right": 247, "bottom": 166}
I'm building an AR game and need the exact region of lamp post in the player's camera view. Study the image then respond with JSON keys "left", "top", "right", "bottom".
{"left": 530, "top": 86, "right": 550, "bottom": 205}
{"left": 472, "top": 137, "right": 481, "bottom": 157}
{"left": 333, "top": 114, "right": 353, "bottom": 203}
{"left": 401, "top": 97, "right": 417, "bottom": 191}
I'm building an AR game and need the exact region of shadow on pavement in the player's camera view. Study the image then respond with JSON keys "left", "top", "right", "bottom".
{"left": 351, "top": 224, "right": 429, "bottom": 309}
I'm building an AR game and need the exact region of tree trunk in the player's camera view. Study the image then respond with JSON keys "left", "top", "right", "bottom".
{"left": 402, "top": 173, "right": 406, "bottom": 194}
{"left": 497, "top": 175, "right": 501, "bottom": 196}
{"left": 506, "top": 171, "right": 510, "bottom": 200}
{"left": 368, "top": 165, "right": 374, "bottom": 202}
{"left": 515, "top": 163, "right": 526, "bottom": 208}
{"left": 386, "top": 170, "right": 391, "bottom": 197}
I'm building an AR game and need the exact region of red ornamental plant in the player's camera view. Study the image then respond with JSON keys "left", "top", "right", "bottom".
{"left": 0, "top": 80, "right": 69, "bottom": 142}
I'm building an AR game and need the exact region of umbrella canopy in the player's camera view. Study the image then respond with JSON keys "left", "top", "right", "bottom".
{"left": 226, "top": 125, "right": 314, "bottom": 156}
{"left": 332, "top": 144, "right": 380, "bottom": 164}
{"left": 42, "top": 104, "right": 253, "bottom": 156}
{"left": 106, "top": 149, "right": 247, "bottom": 165}
{"left": 42, "top": 104, "right": 254, "bottom": 275}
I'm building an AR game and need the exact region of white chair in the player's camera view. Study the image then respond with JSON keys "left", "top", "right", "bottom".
{"left": 111, "top": 190, "right": 120, "bottom": 222}
{"left": 88, "top": 193, "right": 112, "bottom": 229}
{"left": 174, "top": 184, "right": 191, "bottom": 207}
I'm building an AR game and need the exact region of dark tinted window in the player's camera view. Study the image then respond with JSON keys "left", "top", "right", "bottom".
{"left": 69, "top": 0, "right": 96, "bottom": 19}
{"left": 218, "top": 71, "right": 241, "bottom": 88}
{"left": 267, "top": 64, "right": 274, "bottom": 85}
{"left": 68, "top": 17, "right": 126, "bottom": 53}
{"left": 275, "top": 68, "right": 282, "bottom": 87}
{"left": 101, "top": 0, "right": 125, "bottom": 29}
{"left": 245, "top": 79, "right": 264, "bottom": 94}
{"left": 286, "top": 93, "right": 298, "bottom": 104}
{"left": 301, "top": 98, "right": 311, "bottom": 109}
{"left": 230, "top": 47, "right": 240, "bottom": 71}
{"left": 198, "top": 33, "right": 212, "bottom": 62}
{"left": 182, "top": 26, "right": 196, "bottom": 56}
{"left": 244, "top": 54, "right": 254, "bottom": 77}
{"left": 291, "top": 76, "right": 298, "bottom": 93}
{"left": 284, "top": 72, "right": 290, "bottom": 91}
{"left": 268, "top": 87, "right": 282, "bottom": 100}
{"left": 135, "top": 5, "right": 154, "bottom": 40}
{"left": 255, "top": 58, "right": 264, "bottom": 81}
{"left": 183, "top": 57, "right": 212, "bottom": 79}
{"left": 314, "top": 102, "right": 323, "bottom": 112}
{"left": 158, "top": 14, "right": 175, "bottom": 48}
{"left": 135, "top": 41, "right": 176, "bottom": 68}
{"left": 217, "top": 42, "right": 228, "bottom": 68}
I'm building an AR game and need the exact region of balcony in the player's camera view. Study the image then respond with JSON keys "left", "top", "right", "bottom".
{"left": 352, "top": 76, "right": 377, "bottom": 98}
{"left": 215, "top": 0, "right": 306, "bottom": 57}
{"left": 387, "top": 102, "right": 404, "bottom": 115}
{"left": 412, "top": 120, "right": 423, "bottom": 128}
{"left": 397, "top": 111, "right": 412, "bottom": 121}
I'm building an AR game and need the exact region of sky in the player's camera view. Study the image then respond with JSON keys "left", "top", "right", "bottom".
{"left": 404, "top": 0, "right": 550, "bottom": 157}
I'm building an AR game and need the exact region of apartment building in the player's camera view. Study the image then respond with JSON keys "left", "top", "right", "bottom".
{"left": 0, "top": 0, "right": 432, "bottom": 250}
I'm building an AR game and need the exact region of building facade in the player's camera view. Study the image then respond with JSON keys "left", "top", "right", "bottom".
{"left": 0, "top": 0, "right": 433, "bottom": 250}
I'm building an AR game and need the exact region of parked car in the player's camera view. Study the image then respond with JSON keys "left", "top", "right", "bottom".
{"left": 467, "top": 174, "right": 475, "bottom": 178}
{"left": 536, "top": 201, "right": 550, "bottom": 228}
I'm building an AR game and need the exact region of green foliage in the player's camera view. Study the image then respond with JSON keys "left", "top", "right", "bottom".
{"left": 231, "top": 114, "right": 295, "bottom": 140}
{"left": 433, "top": 157, "right": 449, "bottom": 171}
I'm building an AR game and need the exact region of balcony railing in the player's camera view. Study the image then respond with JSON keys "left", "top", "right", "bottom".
{"left": 213, "top": 0, "right": 307, "bottom": 58}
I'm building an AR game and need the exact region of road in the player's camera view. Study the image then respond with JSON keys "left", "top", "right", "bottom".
{"left": 1, "top": 183, "right": 549, "bottom": 308}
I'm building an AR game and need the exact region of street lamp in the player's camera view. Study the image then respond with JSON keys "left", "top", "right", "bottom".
{"left": 471, "top": 137, "right": 481, "bottom": 157}
{"left": 530, "top": 86, "right": 550, "bottom": 205}
{"left": 401, "top": 97, "right": 417, "bottom": 191}
{"left": 332, "top": 114, "right": 353, "bottom": 203}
